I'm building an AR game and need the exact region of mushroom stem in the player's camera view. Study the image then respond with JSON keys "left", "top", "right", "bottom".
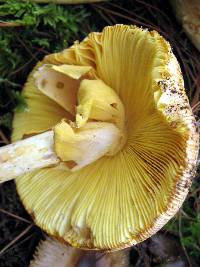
{"left": 0, "top": 121, "right": 123, "bottom": 182}
{"left": 0, "top": 131, "right": 59, "bottom": 183}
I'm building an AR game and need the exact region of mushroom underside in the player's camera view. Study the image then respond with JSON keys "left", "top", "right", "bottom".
{"left": 12, "top": 25, "right": 198, "bottom": 250}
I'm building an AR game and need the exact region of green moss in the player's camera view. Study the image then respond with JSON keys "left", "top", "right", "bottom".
{"left": 0, "top": 0, "right": 89, "bottom": 134}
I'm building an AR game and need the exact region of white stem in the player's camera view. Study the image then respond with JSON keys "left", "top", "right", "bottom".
{"left": 0, "top": 131, "right": 59, "bottom": 183}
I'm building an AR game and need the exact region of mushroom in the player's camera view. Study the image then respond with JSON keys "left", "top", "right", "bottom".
{"left": 0, "top": 25, "right": 198, "bottom": 251}
{"left": 171, "top": 0, "right": 200, "bottom": 52}
{"left": 29, "top": 237, "right": 129, "bottom": 267}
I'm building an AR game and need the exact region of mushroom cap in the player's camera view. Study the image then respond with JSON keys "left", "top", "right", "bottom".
{"left": 29, "top": 237, "right": 80, "bottom": 267}
{"left": 12, "top": 25, "right": 199, "bottom": 250}
{"left": 171, "top": 0, "right": 200, "bottom": 52}
{"left": 29, "top": 237, "right": 129, "bottom": 267}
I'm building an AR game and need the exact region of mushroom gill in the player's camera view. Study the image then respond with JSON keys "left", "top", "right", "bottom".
{"left": 11, "top": 25, "right": 198, "bottom": 250}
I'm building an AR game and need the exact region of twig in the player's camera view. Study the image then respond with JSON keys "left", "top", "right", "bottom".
{"left": 188, "top": 187, "right": 200, "bottom": 197}
{"left": 0, "top": 21, "right": 22, "bottom": 27}
{"left": 35, "top": 47, "right": 49, "bottom": 55}
{"left": 15, "top": 35, "right": 39, "bottom": 61}
{"left": 10, "top": 233, "right": 35, "bottom": 250}
{"left": 93, "top": 6, "right": 114, "bottom": 25}
{"left": 8, "top": 52, "right": 40, "bottom": 77}
{"left": 95, "top": 252, "right": 107, "bottom": 262}
{"left": 93, "top": 4, "right": 154, "bottom": 28}
{"left": 180, "top": 209, "right": 196, "bottom": 221}
{"left": 0, "top": 224, "right": 33, "bottom": 256}
{"left": 192, "top": 74, "right": 200, "bottom": 109}
{"left": 106, "top": 11, "right": 118, "bottom": 25}
{"left": 191, "top": 243, "right": 200, "bottom": 252}
{"left": 0, "top": 208, "right": 31, "bottom": 224}
{"left": 178, "top": 212, "right": 192, "bottom": 267}
{"left": 135, "top": 0, "right": 173, "bottom": 28}
{"left": 0, "top": 130, "right": 10, "bottom": 144}
{"left": 107, "top": 2, "right": 159, "bottom": 30}
{"left": 192, "top": 101, "right": 200, "bottom": 112}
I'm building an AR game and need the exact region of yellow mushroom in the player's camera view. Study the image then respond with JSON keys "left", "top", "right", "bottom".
{"left": 171, "top": 0, "right": 200, "bottom": 52}
{"left": 0, "top": 25, "right": 198, "bottom": 250}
